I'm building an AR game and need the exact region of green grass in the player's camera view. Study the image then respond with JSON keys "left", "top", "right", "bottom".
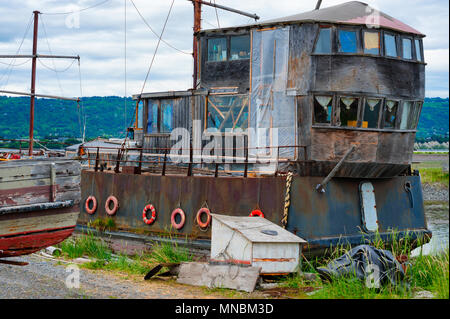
{"left": 278, "top": 230, "right": 449, "bottom": 299}
{"left": 419, "top": 168, "right": 449, "bottom": 186}
{"left": 57, "top": 230, "right": 193, "bottom": 276}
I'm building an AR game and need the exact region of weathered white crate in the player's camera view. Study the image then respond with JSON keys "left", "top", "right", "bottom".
{"left": 210, "top": 214, "right": 307, "bottom": 274}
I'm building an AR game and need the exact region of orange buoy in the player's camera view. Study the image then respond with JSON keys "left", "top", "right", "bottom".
{"left": 196, "top": 207, "right": 211, "bottom": 228}
{"left": 85, "top": 196, "right": 97, "bottom": 215}
{"left": 249, "top": 209, "right": 264, "bottom": 218}
{"left": 105, "top": 195, "right": 119, "bottom": 216}
{"left": 171, "top": 208, "right": 186, "bottom": 230}
{"left": 142, "top": 204, "right": 157, "bottom": 225}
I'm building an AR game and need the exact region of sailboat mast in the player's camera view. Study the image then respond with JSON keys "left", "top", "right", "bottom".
{"left": 192, "top": 0, "right": 201, "bottom": 89}
{"left": 29, "top": 10, "right": 40, "bottom": 156}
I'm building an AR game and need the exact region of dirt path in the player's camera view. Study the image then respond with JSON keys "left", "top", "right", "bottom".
{"left": 0, "top": 254, "right": 257, "bottom": 299}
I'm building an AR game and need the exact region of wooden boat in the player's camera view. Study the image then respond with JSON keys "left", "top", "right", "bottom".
{"left": 0, "top": 159, "right": 80, "bottom": 257}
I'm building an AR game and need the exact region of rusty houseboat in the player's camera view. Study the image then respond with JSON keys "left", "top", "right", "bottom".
{"left": 78, "top": 1, "right": 431, "bottom": 256}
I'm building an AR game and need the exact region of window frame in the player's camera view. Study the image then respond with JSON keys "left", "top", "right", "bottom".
{"left": 336, "top": 94, "right": 362, "bottom": 127}
{"left": 383, "top": 31, "right": 399, "bottom": 58}
{"left": 229, "top": 34, "right": 251, "bottom": 61}
{"left": 312, "top": 94, "right": 335, "bottom": 126}
{"left": 362, "top": 30, "right": 381, "bottom": 56}
{"left": 398, "top": 99, "right": 416, "bottom": 130}
{"left": 205, "top": 93, "right": 250, "bottom": 132}
{"left": 401, "top": 36, "right": 414, "bottom": 60}
{"left": 414, "top": 38, "right": 424, "bottom": 62}
{"left": 313, "top": 25, "right": 334, "bottom": 55}
{"left": 336, "top": 27, "right": 361, "bottom": 55}
{"left": 381, "top": 98, "right": 401, "bottom": 129}
{"left": 207, "top": 36, "right": 229, "bottom": 63}
{"left": 360, "top": 97, "right": 384, "bottom": 129}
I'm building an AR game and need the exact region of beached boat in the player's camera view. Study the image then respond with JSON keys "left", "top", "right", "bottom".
{"left": 0, "top": 159, "right": 80, "bottom": 257}
{"left": 77, "top": 1, "right": 431, "bottom": 256}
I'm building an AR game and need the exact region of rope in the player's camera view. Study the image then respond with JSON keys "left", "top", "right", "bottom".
{"left": 213, "top": 0, "right": 220, "bottom": 28}
{"left": 281, "top": 171, "right": 294, "bottom": 229}
{"left": 124, "top": 0, "right": 128, "bottom": 133}
{"left": 37, "top": 58, "right": 77, "bottom": 73}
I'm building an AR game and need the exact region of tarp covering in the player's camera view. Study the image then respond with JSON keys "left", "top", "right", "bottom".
{"left": 316, "top": 245, "right": 406, "bottom": 286}
{"left": 249, "top": 26, "right": 296, "bottom": 161}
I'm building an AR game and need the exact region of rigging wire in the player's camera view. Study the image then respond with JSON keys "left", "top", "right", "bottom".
{"left": 138, "top": 0, "right": 175, "bottom": 97}
{"left": 40, "top": 14, "right": 65, "bottom": 100}
{"left": 37, "top": 58, "right": 77, "bottom": 73}
{"left": 213, "top": 0, "right": 220, "bottom": 29}
{"left": 40, "top": 0, "right": 111, "bottom": 15}
{"left": 0, "top": 59, "right": 31, "bottom": 66}
{"left": 77, "top": 59, "right": 85, "bottom": 141}
{"left": 124, "top": 0, "right": 127, "bottom": 135}
{"left": 129, "top": 0, "right": 191, "bottom": 55}
{"left": 0, "top": 13, "right": 33, "bottom": 87}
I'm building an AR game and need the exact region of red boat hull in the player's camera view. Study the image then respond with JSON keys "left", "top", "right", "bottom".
{"left": 0, "top": 226, "right": 75, "bottom": 258}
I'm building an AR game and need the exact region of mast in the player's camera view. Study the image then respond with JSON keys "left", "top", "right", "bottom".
{"left": 29, "top": 10, "right": 40, "bottom": 156}
{"left": 192, "top": 0, "right": 201, "bottom": 89}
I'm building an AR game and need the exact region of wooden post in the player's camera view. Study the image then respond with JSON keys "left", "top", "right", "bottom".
{"left": 192, "top": 0, "right": 201, "bottom": 89}
{"left": 29, "top": 11, "right": 40, "bottom": 156}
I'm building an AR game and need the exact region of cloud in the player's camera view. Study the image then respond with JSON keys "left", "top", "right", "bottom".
{"left": 0, "top": 0, "right": 448, "bottom": 98}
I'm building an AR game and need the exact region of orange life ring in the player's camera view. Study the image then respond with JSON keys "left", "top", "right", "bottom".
{"left": 196, "top": 207, "right": 211, "bottom": 228}
{"left": 85, "top": 196, "right": 97, "bottom": 214}
{"left": 142, "top": 204, "right": 157, "bottom": 225}
{"left": 249, "top": 209, "right": 265, "bottom": 218}
{"left": 105, "top": 195, "right": 119, "bottom": 216}
{"left": 171, "top": 208, "right": 186, "bottom": 230}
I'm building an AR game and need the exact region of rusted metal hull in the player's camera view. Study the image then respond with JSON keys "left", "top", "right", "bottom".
{"left": 79, "top": 169, "right": 430, "bottom": 256}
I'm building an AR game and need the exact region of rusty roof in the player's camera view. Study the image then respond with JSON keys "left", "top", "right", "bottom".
{"left": 202, "top": 1, "right": 424, "bottom": 36}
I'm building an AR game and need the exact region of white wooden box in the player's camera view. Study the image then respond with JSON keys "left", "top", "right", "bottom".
{"left": 210, "top": 214, "right": 307, "bottom": 274}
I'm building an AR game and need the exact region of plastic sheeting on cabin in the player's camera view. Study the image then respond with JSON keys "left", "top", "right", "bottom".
{"left": 249, "top": 26, "right": 297, "bottom": 160}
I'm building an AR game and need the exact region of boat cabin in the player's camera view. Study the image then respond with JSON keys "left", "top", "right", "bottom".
{"left": 132, "top": 1, "right": 425, "bottom": 178}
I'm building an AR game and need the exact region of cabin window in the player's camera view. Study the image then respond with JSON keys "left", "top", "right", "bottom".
{"left": 383, "top": 100, "right": 398, "bottom": 128}
{"left": 313, "top": 95, "right": 333, "bottom": 124}
{"left": 160, "top": 101, "right": 173, "bottom": 133}
{"left": 230, "top": 35, "right": 250, "bottom": 60}
{"left": 338, "top": 97, "right": 359, "bottom": 127}
{"left": 147, "top": 102, "right": 159, "bottom": 133}
{"left": 363, "top": 31, "right": 380, "bottom": 55}
{"left": 338, "top": 30, "right": 358, "bottom": 53}
{"left": 207, "top": 95, "right": 249, "bottom": 132}
{"left": 314, "top": 27, "right": 332, "bottom": 54}
{"left": 400, "top": 101, "right": 413, "bottom": 130}
{"left": 402, "top": 38, "right": 413, "bottom": 59}
{"left": 137, "top": 101, "right": 144, "bottom": 129}
{"left": 384, "top": 33, "right": 397, "bottom": 57}
{"left": 415, "top": 39, "right": 422, "bottom": 61}
{"left": 208, "top": 37, "right": 227, "bottom": 62}
{"left": 362, "top": 98, "right": 382, "bottom": 128}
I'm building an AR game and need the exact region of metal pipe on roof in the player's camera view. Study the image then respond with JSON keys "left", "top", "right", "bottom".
{"left": 315, "top": 0, "right": 322, "bottom": 10}
{"left": 188, "top": 0, "right": 260, "bottom": 21}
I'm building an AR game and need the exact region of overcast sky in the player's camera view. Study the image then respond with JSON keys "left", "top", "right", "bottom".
{"left": 0, "top": 0, "right": 448, "bottom": 98}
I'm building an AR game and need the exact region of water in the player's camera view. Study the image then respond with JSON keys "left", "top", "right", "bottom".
{"left": 412, "top": 201, "right": 449, "bottom": 256}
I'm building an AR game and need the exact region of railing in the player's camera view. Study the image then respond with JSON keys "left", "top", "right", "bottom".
{"left": 79, "top": 144, "right": 308, "bottom": 177}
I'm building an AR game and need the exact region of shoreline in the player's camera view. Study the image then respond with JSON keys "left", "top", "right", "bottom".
{"left": 422, "top": 183, "right": 449, "bottom": 202}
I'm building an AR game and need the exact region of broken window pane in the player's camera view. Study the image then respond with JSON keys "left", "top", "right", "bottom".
{"left": 409, "top": 101, "right": 422, "bottom": 129}
{"left": 400, "top": 101, "right": 413, "bottom": 130}
{"left": 415, "top": 39, "right": 422, "bottom": 61}
{"left": 314, "top": 28, "right": 332, "bottom": 54}
{"left": 313, "top": 95, "right": 333, "bottom": 124}
{"left": 363, "top": 98, "right": 381, "bottom": 128}
{"left": 364, "top": 31, "right": 380, "bottom": 55}
{"left": 338, "top": 30, "right": 357, "bottom": 53}
{"left": 338, "top": 97, "right": 359, "bottom": 127}
{"left": 230, "top": 35, "right": 250, "bottom": 60}
{"left": 384, "top": 34, "right": 397, "bottom": 57}
{"left": 402, "top": 38, "right": 412, "bottom": 59}
{"left": 161, "top": 101, "right": 173, "bottom": 133}
{"left": 383, "top": 100, "right": 398, "bottom": 128}
{"left": 208, "top": 37, "right": 227, "bottom": 62}
{"left": 207, "top": 95, "right": 249, "bottom": 132}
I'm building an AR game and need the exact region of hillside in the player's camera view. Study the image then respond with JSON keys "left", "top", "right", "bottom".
{"left": 0, "top": 96, "right": 448, "bottom": 143}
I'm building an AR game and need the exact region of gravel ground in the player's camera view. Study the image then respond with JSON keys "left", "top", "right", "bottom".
{"left": 422, "top": 183, "right": 449, "bottom": 202}
{"left": 0, "top": 254, "right": 228, "bottom": 299}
